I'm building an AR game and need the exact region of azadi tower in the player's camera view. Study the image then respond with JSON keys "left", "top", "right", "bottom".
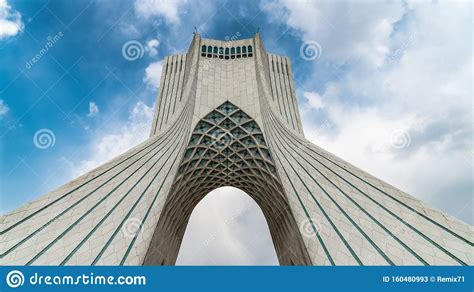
{"left": 1, "top": 33, "right": 472, "bottom": 266}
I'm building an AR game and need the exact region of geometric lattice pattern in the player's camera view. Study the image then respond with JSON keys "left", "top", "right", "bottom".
{"left": 1, "top": 32, "right": 472, "bottom": 267}
{"left": 142, "top": 101, "right": 312, "bottom": 265}
{"left": 173, "top": 101, "right": 280, "bottom": 198}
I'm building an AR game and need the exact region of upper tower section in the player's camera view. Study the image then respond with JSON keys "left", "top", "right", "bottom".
{"left": 150, "top": 33, "right": 304, "bottom": 136}
{"left": 200, "top": 38, "right": 254, "bottom": 59}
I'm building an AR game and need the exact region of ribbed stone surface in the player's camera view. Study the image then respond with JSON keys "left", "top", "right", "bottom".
{"left": 1, "top": 33, "right": 472, "bottom": 266}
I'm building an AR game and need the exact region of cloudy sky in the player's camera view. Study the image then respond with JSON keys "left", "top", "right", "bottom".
{"left": 0, "top": 0, "right": 472, "bottom": 265}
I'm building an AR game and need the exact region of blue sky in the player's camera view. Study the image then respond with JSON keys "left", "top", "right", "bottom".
{"left": 0, "top": 0, "right": 472, "bottom": 265}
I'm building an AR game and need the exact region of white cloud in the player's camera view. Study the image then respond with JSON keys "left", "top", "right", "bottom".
{"left": 134, "top": 0, "right": 185, "bottom": 23}
{"left": 146, "top": 38, "right": 160, "bottom": 57}
{"left": 305, "top": 104, "right": 471, "bottom": 218}
{"left": 42, "top": 2, "right": 471, "bottom": 269}
{"left": 0, "top": 0, "right": 24, "bottom": 40}
{"left": 272, "top": 1, "right": 473, "bottom": 223}
{"left": 87, "top": 101, "right": 99, "bottom": 117}
{"left": 303, "top": 91, "right": 324, "bottom": 110}
{"left": 144, "top": 60, "right": 163, "bottom": 88}
{"left": 76, "top": 101, "right": 154, "bottom": 176}
{"left": 261, "top": 0, "right": 404, "bottom": 68}
{"left": 176, "top": 187, "right": 278, "bottom": 265}
{"left": 0, "top": 99, "right": 9, "bottom": 116}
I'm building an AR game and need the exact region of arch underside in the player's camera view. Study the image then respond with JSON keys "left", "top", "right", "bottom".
{"left": 2, "top": 32, "right": 472, "bottom": 267}
{"left": 143, "top": 101, "right": 312, "bottom": 265}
